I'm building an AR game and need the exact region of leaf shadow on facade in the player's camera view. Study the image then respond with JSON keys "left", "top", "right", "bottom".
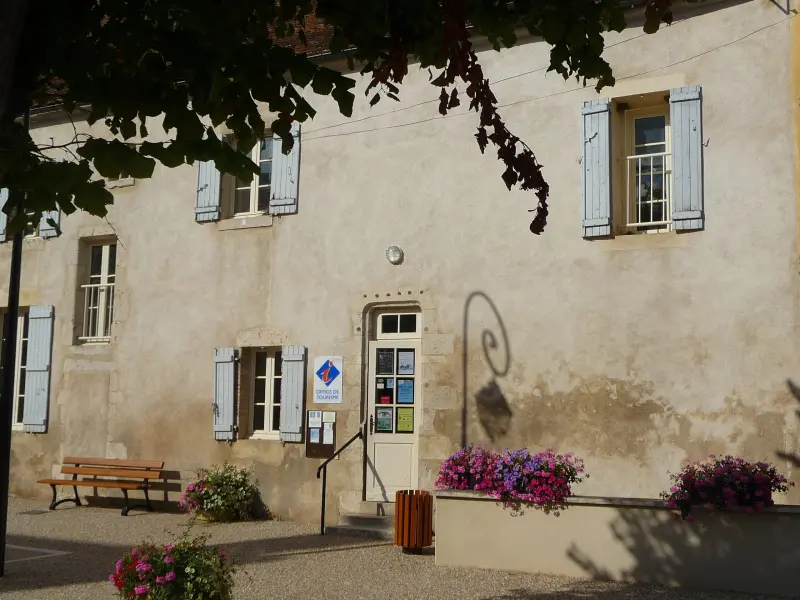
{"left": 461, "top": 291, "right": 513, "bottom": 447}
{"left": 776, "top": 379, "right": 800, "bottom": 468}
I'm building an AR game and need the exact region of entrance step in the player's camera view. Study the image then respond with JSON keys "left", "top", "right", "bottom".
{"left": 358, "top": 501, "right": 396, "bottom": 516}
{"left": 326, "top": 512, "right": 394, "bottom": 540}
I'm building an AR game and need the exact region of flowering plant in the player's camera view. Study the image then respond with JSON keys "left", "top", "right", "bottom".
{"left": 488, "top": 449, "right": 586, "bottom": 508}
{"left": 179, "top": 463, "right": 262, "bottom": 522}
{"left": 662, "top": 455, "right": 794, "bottom": 520}
{"left": 435, "top": 446, "right": 586, "bottom": 511}
{"left": 109, "top": 535, "right": 234, "bottom": 599}
{"left": 434, "top": 444, "right": 498, "bottom": 492}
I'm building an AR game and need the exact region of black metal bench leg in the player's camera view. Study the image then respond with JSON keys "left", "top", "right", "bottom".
{"left": 121, "top": 488, "right": 131, "bottom": 516}
{"left": 49, "top": 485, "right": 83, "bottom": 510}
{"left": 48, "top": 484, "right": 57, "bottom": 510}
{"left": 122, "top": 487, "right": 154, "bottom": 516}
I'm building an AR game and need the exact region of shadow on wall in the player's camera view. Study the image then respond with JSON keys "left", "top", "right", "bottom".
{"left": 563, "top": 507, "right": 798, "bottom": 599}
{"left": 461, "top": 291, "right": 513, "bottom": 447}
{"left": 776, "top": 379, "right": 800, "bottom": 469}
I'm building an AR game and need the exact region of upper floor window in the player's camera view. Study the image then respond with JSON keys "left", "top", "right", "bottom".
{"left": 624, "top": 107, "right": 671, "bottom": 233}
{"left": 194, "top": 124, "right": 301, "bottom": 224}
{"left": 233, "top": 140, "right": 273, "bottom": 216}
{"left": 79, "top": 242, "right": 116, "bottom": 343}
{"left": 580, "top": 86, "right": 704, "bottom": 240}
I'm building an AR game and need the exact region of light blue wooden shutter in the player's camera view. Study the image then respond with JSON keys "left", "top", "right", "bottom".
{"left": 279, "top": 344, "right": 306, "bottom": 442}
{"left": 0, "top": 189, "right": 8, "bottom": 243}
{"left": 581, "top": 99, "right": 612, "bottom": 238}
{"left": 670, "top": 85, "right": 704, "bottom": 230}
{"left": 23, "top": 305, "right": 55, "bottom": 433}
{"left": 270, "top": 123, "right": 301, "bottom": 216}
{"left": 213, "top": 347, "right": 236, "bottom": 441}
{"left": 39, "top": 207, "right": 60, "bottom": 238}
{"left": 195, "top": 161, "right": 222, "bottom": 222}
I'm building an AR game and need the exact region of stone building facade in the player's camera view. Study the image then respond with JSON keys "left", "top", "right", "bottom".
{"left": 5, "top": 0, "right": 800, "bottom": 523}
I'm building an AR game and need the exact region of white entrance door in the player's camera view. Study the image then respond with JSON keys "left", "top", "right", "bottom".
{"left": 366, "top": 339, "right": 421, "bottom": 501}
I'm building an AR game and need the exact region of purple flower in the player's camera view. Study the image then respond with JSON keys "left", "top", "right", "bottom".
{"left": 156, "top": 576, "right": 166, "bottom": 585}
{"left": 134, "top": 584, "right": 149, "bottom": 595}
{"left": 164, "top": 555, "right": 175, "bottom": 564}
{"left": 165, "top": 571, "right": 177, "bottom": 582}
{"left": 135, "top": 562, "right": 152, "bottom": 573}
{"left": 108, "top": 574, "right": 116, "bottom": 582}
{"left": 115, "top": 560, "right": 123, "bottom": 572}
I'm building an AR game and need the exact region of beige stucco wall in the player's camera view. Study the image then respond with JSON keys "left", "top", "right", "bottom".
{"left": 6, "top": 0, "right": 800, "bottom": 522}
{"left": 435, "top": 491, "right": 800, "bottom": 598}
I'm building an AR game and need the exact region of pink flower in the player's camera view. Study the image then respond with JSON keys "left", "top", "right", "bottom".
{"left": 108, "top": 574, "right": 116, "bottom": 582}
{"left": 165, "top": 571, "right": 177, "bottom": 582}
{"left": 134, "top": 584, "right": 149, "bottom": 595}
{"left": 156, "top": 576, "right": 166, "bottom": 585}
{"left": 164, "top": 555, "right": 175, "bottom": 564}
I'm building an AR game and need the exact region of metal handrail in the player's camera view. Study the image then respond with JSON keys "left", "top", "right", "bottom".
{"left": 316, "top": 425, "right": 364, "bottom": 535}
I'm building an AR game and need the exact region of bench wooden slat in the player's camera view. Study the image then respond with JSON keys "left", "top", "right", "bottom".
{"left": 62, "top": 457, "right": 164, "bottom": 470}
{"left": 60, "top": 466, "right": 161, "bottom": 479}
{"left": 38, "top": 479, "right": 144, "bottom": 490}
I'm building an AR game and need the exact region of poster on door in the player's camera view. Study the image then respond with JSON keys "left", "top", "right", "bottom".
{"left": 313, "top": 356, "right": 343, "bottom": 404}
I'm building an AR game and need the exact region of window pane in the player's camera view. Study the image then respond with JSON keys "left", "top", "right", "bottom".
{"left": 652, "top": 202, "right": 665, "bottom": 223}
{"left": 399, "top": 314, "right": 417, "bottom": 333}
{"left": 234, "top": 189, "right": 252, "bottom": 214}
{"left": 635, "top": 116, "right": 666, "bottom": 146}
{"left": 255, "top": 352, "right": 268, "bottom": 377}
{"left": 15, "top": 395, "right": 24, "bottom": 424}
{"left": 259, "top": 164, "right": 272, "bottom": 187}
{"left": 273, "top": 377, "right": 282, "bottom": 407}
{"left": 274, "top": 352, "right": 282, "bottom": 376}
{"left": 381, "top": 315, "right": 399, "bottom": 334}
{"left": 253, "top": 377, "right": 266, "bottom": 404}
{"left": 90, "top": 246, "right": 103, "bottom": 276}
{"left": 253, "top": 405, "right": 266, "bottom": 432}
{"left": 271, "top": 405, "right": 281, "bottom": 432}
{"left": 257, "top": 187, "right": 270, "bottom": 212}
{"left": 260, "top": 140, "right": 273, "bottom": 161}
{"left": 18, "top": 369, "right": 25, "bottom": 396}
{"left": 108, "top": 244, "right": 117, "bottom": 276}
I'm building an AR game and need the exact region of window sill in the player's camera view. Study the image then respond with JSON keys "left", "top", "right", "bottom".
{"left": 11, "top": 425, "right": 23, "bottom": 433}
{"left": 247, "top": 432, "right": 281, "bottom": 441}
{"left": 217, "top": 214, "right": 273, "bottom": 231}
{"left": 600, "top": 230, "right": 690, "bottom": 252}
{"left": 107, "top": 178, "right": 135, "bottom": 189}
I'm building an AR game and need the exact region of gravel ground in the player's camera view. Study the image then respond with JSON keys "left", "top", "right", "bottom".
{"left": 0, "top": 496, "right": 769, "bottom": 600}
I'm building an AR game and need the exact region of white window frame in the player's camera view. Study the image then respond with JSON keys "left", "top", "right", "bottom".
{"left": 376, "top": 311, "right": 422, "bottom": 341}
{"left": 249, "top": 348, "right": 282, "bottom": 440}
{"left": 232, "top": 139, "right": 272, "bottom": 218}
{"left": 79, "top": 243, "right": 116, "bottom": 344}
{"left": 2, "top": 309, "right": 30, "bottom": 430}
{"left": 624, "top": 106, "right": 672, "bottom": 234}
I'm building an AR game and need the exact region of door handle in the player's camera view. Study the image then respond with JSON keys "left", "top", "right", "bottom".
{"left": 369, "top": 414, "right": 374, "bottom": 435}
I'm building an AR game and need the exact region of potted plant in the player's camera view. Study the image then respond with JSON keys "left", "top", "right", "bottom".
{"left": 179, "top": 463, "right": 263, "bottom": 522}
{"left": 109, "top": 535, "right": 234, "bottom": 599}
{"left": 662, "top": 454, "right": 794, "bottom": 520}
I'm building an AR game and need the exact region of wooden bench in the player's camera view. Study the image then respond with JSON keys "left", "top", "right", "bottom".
{"left": 38, "top": 457, "right": 164, "bottom": 516}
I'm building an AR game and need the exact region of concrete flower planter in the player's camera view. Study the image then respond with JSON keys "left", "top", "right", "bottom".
{"left": 434, "top": 490, "right": 800, "bottom": 598}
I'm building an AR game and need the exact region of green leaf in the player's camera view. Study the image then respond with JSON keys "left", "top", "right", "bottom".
{"left": 78, "top": 139, "right": 156, "bottom": 179}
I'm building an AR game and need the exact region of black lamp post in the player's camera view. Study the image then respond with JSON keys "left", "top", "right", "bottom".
{"left": 0, "top": 107, "right": 29, "bottom": 576}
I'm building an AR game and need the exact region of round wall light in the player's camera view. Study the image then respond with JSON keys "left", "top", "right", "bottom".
{"left": 385, "top": 245, "right": 404, "bottom": 265}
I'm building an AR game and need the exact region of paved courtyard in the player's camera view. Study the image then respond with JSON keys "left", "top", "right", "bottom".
{"left": 0, "top": 496, "right": 770, "bottom": 600}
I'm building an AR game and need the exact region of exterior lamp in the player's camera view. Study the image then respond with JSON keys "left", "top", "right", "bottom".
{"left": 385, "top": 245, "right": 404, "bottom": 265}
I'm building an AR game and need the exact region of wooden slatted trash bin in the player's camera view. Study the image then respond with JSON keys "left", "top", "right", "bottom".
{"left": 394, "top": 490, "right": 433, "bottom": 553}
